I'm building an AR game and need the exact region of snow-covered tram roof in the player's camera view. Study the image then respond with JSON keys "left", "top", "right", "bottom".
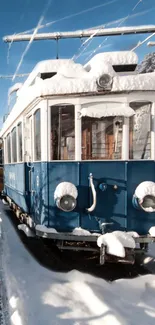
{"left": 1, "top": 50, "right": 155, "bottom": 136}
{"left": 18, "top": 59, "right": 72, "bottom": 95}
{"left": 84, "top": 51, "right": 138, "bottom": 74}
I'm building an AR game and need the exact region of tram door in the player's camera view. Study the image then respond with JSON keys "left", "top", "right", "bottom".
{"left": 25, "top": 115, "right": 35, "bottom": 215}
{"left": 26, "top": 112, "right": 43, "bottom": 223}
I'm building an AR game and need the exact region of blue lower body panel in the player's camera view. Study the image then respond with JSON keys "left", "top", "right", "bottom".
{"left": 4, "top": 163, "right": 29, "bottom": 213}
{"left": 3, "top": 161, "right": 155, "bottom": 235}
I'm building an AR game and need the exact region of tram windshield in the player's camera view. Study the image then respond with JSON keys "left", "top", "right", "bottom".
{"left": 50, "top": 101, "right": 151, "bottom": 161}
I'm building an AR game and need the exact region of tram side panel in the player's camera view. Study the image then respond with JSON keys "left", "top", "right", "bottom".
{"left": 4, "top": 163, "right": 30, "bottom": 213}
{"left": 3, "top": 160, "right": 155, "bottom": 236}
{"left": 0, "top": 167, "right": 3, "bottom": 193}
{"left": 28, "top": 162, "right": 49, "bottom": 227}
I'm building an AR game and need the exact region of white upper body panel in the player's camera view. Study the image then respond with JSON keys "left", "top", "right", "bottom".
{"left": 1, "top": 51, "right": 155, "bottom": 136}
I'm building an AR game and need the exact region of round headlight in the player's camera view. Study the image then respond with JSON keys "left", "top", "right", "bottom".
{"left": 97, "top": 74, "right": 113, "bottom": 90}
{"left": 54, "top": 181, "right": 78, "bottom": 212}
{"left": 56, "top": 195, "right": 77, "bottom": 212}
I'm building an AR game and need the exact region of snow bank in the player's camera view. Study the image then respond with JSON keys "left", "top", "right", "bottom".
{"left": 1, "top": 202, "right": 155, "bottom": 325}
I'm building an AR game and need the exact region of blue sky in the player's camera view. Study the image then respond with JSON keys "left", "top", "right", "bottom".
{"left": 1, "top": 0, "right": 155, "bottom": 127}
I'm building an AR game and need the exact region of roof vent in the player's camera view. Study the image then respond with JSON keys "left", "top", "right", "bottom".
{"left": 40, "top": 72, "right": 57, "bottom": 80}
{"left": 113, "top": 64, "right": 137, "bottom": 73}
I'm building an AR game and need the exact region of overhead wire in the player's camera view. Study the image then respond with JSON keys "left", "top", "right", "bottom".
{"left": 131, "top": 32, "right": 155, "bottom": 51}
{"left": 87, "top": 7, "right": 155, "bottom": 31}
{"left": 16, "top": 0, "right": 120, "bottom": 36}
{"left": 72, "top": 5, "right": 155, "bottom": 61}
{"left": 0, "top": 74, "right": 29, "bottom": 79}
{"left": 83, "top": 0, "right": 145, "bottom": 63}
{"left": 12, "top": 0, "right": 52, "bottom": 81}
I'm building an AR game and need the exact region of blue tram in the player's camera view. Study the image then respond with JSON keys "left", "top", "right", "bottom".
{"left": 1, "top": 51, "right": 155, "bottom": 264}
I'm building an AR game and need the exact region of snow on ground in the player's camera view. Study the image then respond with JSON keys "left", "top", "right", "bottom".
{"left": 1, "top": 203, "right": 155, "bottom": 325}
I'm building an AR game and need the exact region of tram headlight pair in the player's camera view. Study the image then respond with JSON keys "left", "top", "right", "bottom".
{"left": 54, "top": 182, "right": 78, "bottom": 212}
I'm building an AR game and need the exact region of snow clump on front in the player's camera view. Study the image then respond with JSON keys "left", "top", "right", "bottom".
{"left": 97, "top": 230, "right": 136, "bottom": 258}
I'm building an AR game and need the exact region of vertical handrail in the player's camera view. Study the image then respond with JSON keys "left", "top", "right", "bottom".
{"left": 87, "top": 173, "right": 97, "bottom": 212}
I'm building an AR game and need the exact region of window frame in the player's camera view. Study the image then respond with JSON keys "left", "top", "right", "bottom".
{"left": 50, "top": 104, "right": 75, "bottom": 161}
{"left": 17, "top": 122, "right": 23, "bottom": 162}
{"left": 129, "top": 101, "right": 152, "bottom": 160}
{"left": 33, "top": 108, "right": 41, "bottom": 161}
{"left": 11, "top": 126, "right": 17, "bottom": 163}
{"left": 6, "top": 133, "right": 11, "bottom": 164}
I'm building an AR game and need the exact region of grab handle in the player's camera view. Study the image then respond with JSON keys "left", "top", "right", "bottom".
{"left": 87, "top": 173, "right": 97, "bottom": 212}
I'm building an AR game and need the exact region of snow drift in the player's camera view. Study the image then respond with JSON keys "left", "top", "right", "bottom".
{"left": 1, "top": 202, "right": 155, "bottom": 325}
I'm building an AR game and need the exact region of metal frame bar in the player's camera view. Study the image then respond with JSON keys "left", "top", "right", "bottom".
{"left": 3, "top": 25, "right": 155, "bottom": 43}
{"left": 35, "top": 228, "right": 155, "bottom": 244}
{"left": 36, "top": 229, "right": 99, "bottom": 241}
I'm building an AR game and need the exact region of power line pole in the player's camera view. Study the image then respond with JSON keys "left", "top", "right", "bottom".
{"left": 3, "top": 25, "right": 155, "bottom": 43}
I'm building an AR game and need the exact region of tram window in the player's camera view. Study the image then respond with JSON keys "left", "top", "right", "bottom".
{"left": 3, "top": 139, "right": 6, "bottom": 164}
{"left": 82, "top": 116, "right": 122, "bottom": 160}
{"left": 2, "top": 139, "right": 5, "bottom": 165}
{"left": 7, "top": 133, "right": 11, "bottom": 163}
{"left": 11, "top": 127, "right": 17, "bottom": 163}
{"left": 17, "top": 122, "right": 23, "bottom": 162}
{"left": 34, "top": 109, "right": 41, "bottom": 161}
{"left": 129, "top": 102, "right": 151, "bottom": 159}
{"left": 50, "top": 105, "right": 75, "bottom": 160}
{"left": 0, "top": 140, "right": 3, "bottom": 166}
